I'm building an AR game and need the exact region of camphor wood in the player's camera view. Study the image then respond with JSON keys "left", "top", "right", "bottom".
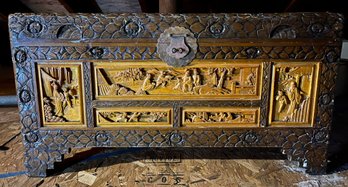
{"left": 9, "top": 12, "right": 343, "bottom": 177}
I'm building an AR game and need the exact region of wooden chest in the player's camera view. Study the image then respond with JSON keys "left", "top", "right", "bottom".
{"left": 9, "top": 13, "right": 343, "bottom": 177}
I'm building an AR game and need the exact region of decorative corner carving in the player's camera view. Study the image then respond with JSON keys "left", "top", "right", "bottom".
{"left": 14, "top": 49, "right": 27, "bottom": 64}
{"left": 209, "top": 22, "right": 226, "bottom": 37}
{"left": 19, "top": 89, "right": 31, "bottom": 104}
{"left": 123, "top": 20, "right": 142, "bottom": 37}
{"left": 24, "top": 17, "right": 46, "bottom": 38}
{"left": 89, "top": 47, "right": 105, "bottom": 59}
{"left": 157, "top": 26, "right": 197, "bottom": 67}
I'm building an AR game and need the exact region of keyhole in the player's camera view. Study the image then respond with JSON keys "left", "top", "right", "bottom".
{"left": 172, "top": 48, "right": 185, "bottom": 54}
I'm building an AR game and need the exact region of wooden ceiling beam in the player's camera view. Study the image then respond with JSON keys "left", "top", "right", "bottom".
{"left": 96, "top": 0, "right": 141, "bottom": 13}
{"left": 58, "top": 0, "right": 102, "bottom": 13}
{"left": 159, "top": 0, "right": 176, "bottom": 13}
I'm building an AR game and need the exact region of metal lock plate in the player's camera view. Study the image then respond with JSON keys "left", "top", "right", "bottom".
{"left": 157, "top": 26, "right": 197, "bottom": 67}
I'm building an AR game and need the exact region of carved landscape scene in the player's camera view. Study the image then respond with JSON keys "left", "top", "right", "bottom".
{"left": 270, "top": 63, "right": 319, "bottom": 125}
{"left": 96, "top": 108, "right": 171, "bottom": 126}
{"left": 183, "top": 108, "right": 259, "bottom": 127}
{"left": 94, "top": 63, "right": 261, "bottom": 99}
{"left": 38, "top": 64, "right": 83, "bottom": 124}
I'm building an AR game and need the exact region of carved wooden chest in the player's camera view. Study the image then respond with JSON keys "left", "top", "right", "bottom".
{"left": 9, "top": 13, "right": 343, "bottom": 177}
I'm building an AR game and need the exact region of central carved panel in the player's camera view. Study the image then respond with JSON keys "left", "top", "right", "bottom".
{"left": 93, "top": 61, "right": 262, "bottom": 100}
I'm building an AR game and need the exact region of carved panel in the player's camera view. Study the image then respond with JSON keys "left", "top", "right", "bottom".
{"left": 37, "top": 63, "right": 84, "bottom": 125}
{"left": 94, "top": 61, "right": 262, "bottom": 100}
{"left": 96, "top": 107, "right": 172, "bottom": 126}
{"left": 269, "top": 62, "right": 320, "bottom": 126}
{"left": 182, "top": 107, "right": 259, "bottom": 127}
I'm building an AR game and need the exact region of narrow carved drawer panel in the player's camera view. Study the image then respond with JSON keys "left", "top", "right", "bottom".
{"left": 269, "top": 62, "right": 320, "bottom": 126}
{"left": 37, "top": 63, "right": 85, "bottom": 126}
{"left": 96, "top": 107, "right": 172, "bottom": 126}
{"left": 182, "top": 107, "right": 260, "bottom": 127}
{"left": 93, "top": 61, "right": 262, "bottom": 100}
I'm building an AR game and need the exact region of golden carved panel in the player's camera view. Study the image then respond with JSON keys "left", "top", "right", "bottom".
{"left": 269, "top": 62, "right": 320, "bottom": 126}
{"left": 37, "top": 63, "right": 84, "bottom": 126}
{"left": 93, "top": 61, "right": 262, "bottom": 100}
{"left": 96, "top": 107, "right": 172, "bottom": 126}
{"left": 182, "top": 107, "right": 260, "bottom": 127}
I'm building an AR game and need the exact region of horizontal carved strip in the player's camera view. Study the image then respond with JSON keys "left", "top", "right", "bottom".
{"left": 94, "top": 61, "right": 262, "bottom": 100}
{"left": 16, "top": 44, "right": 339, "bottom": 61}
{"left": 182, "top": 107, "right": 259, "bottom": 127}
{"left": 96, "top": 107, "right": 172, "bottom": 126}
{"left": 92, "top": 100, "right": 261, "bottom": 108}
{"left": 9, "top": 13, "right": 343, "bottom": 40}
{"left": 34, "top": 128, "right": 314, "bottom": 147}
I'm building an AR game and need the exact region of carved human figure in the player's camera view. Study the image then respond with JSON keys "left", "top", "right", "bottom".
{"left": 155, "top": 70, "right": 166, "bottom": 88}
{"left": 246, "top": 72, "right": 256, "bottom": 86}
{"left": 51, "top": 81, "right": 64, "bottom": 116}
{"left": 210, "top": 68, "right": 218, "bottom": 86}
{"left": 182, "top": 70, "right": 193, "bottom": 92}
{"left": 62, "top": 88, "right": 72, "bottom": 109}
{"left": 276, "top": 90, "right": 288, "bottom": 113}
{"left": 217, "top": 69, "right": 227, "bottom": 89}
{"left": 192, "top": 68, "right": 201, "bottom": 87}
{"left": 68, "top": 89, "right": 76, "bottom": 105}
{"left": 286, "top": 81, "right": 302, "bottom": 115}
{"left": 142, "top": 73, "right": 155, "bottom": 91}
{"left": 173, "top": 77, "right": 182, "bottom": 90}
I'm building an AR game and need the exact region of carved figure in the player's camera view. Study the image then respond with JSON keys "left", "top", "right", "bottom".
{"left": 142, "top": 73, "right": 155, "bottom": 91}
{"left": 182, "top": 70, "right": 193, "bottom": 92}
{"left": 246, "top": 72, "right": 256, "bottom": 86}
{"left": 155, "top": 70, "right": 166, "bottom": 88}
{"left": 51, "top": 81, "right": 64, "bottom": 116}
{"left": 192, "top": 68, "right": 201, "bottom": 86}
{"left": 217, "top": 69, "right": 227, "bottom": 89}
{"left": 210, "top": 68, "right": 218, "bottom": 86}
{"left": 173, "top": 77, "right": 182, "bottom": 90}
{"left": 276, "top": 90, "right": 288, "bottom": 113}
{"left": 286, "top": 81, "right": 302, "bottom": 115}
{"left": 155, "top": 70, "right": 174, "bottom": 88}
